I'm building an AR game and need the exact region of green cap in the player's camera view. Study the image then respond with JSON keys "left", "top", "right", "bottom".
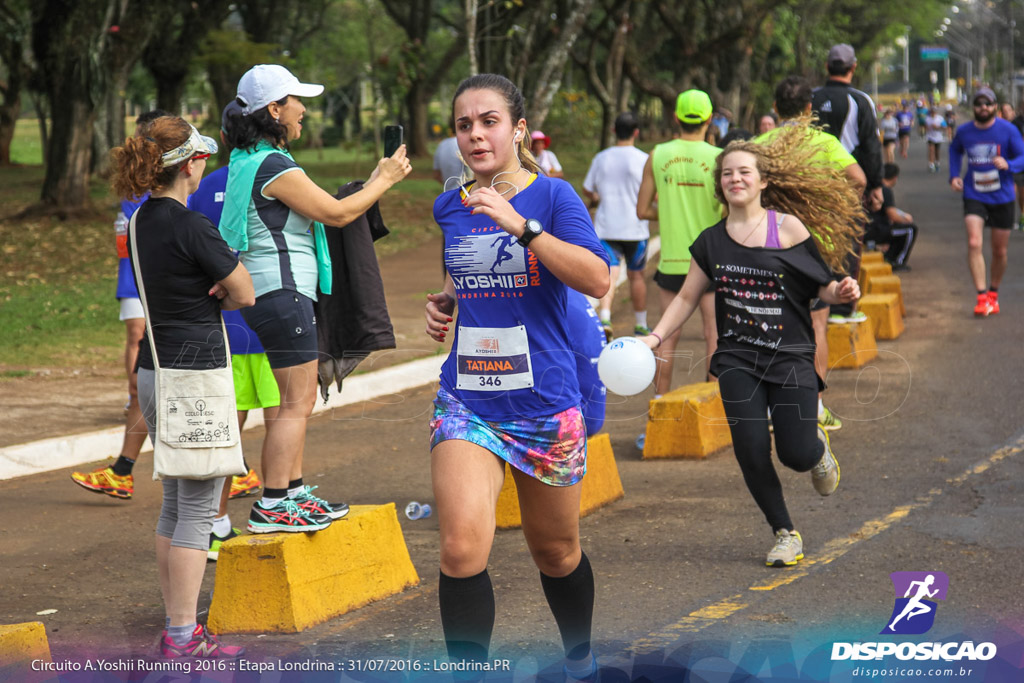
{"left": 675, "top": 89, "right": 712, "bottom": 124}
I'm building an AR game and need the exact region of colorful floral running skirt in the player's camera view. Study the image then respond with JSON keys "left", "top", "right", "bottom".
{"left": 429, "top": 387, "right": 587, "bottom": 486}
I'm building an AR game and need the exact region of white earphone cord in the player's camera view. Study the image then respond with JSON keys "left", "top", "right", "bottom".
{"left": 444, "top": 129, "right": 527, "bottom": 195}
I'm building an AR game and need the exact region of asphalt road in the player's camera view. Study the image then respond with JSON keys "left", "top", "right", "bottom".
{"left": 1, "top": 136, "right": 1022, "bottom": 683}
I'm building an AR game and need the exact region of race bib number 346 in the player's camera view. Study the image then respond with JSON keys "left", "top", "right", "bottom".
{"left": 456, "top": 325, "right": 534, "bottom": 391}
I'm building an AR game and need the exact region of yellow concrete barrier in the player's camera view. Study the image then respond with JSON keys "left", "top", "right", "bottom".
{"left": 208, "top": 504, "right": 419, "bottom": 633}
{"left": 827, "top": 319, "right": 878, "bottom": 368}
{"left": 866, "top": 275, "right": 905, "bottom": 316}
{"left": 859, "top": 293, "right": 904, "bottom": 339}
{"left": 0, "top": 622, "right": 51, "bottom": 670}
{"left": 643, "top": 382, "right": 732, "bottom": 459}
{"left": 858, "top": 261, "right": 893, "bottom": 291}
{"left": 495, "top": 433, "right": 625, "bottom": 529}
{"left": 861, "top": 251, "right": 885, "bottom": 264}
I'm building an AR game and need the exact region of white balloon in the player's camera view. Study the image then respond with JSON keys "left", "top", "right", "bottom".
{"left": 597, "top": 336, "right": 656, "bottom": 396}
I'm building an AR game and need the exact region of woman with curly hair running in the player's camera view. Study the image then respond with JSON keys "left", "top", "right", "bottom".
{"left": 641, "top": 124, "right": 863, "bottom": 568}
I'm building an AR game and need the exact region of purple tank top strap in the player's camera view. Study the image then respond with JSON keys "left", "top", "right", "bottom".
{"left": 764, "top": 209, "right": 781, "bottom": 249}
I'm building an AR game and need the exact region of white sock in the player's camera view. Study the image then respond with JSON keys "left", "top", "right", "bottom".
{"left": 818, "top": 398, "right": 825, "bottom": 417}
{"left": 260, "top": 495, "right": 285, "bottom": 508}
{"left": 212, "top": 514, "right": 231, "bottom": 537}
{"left": 635, "top": 311, "right": 648, "bottom": 328}
{"left": 287, "top": 485, "right": 305, "bottom": 498}
{"left": 599, "top": 308, "right": 611, "bottom": 322}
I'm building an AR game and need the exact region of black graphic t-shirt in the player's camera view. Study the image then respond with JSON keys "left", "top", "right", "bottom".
{"left": 689, "top": 219, "right": 833, "bottom": 388}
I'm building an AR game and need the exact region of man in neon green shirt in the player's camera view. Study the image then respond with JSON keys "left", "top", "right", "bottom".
{"left": 756, "top": 75, "right": 866, "bottom": 431}
{"left": 638, "top": 89, "right": 722, "bottom": 397}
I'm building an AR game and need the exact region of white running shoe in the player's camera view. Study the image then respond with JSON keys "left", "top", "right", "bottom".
{"left": 766, "top": 529, "right": 804, "bottom": 567}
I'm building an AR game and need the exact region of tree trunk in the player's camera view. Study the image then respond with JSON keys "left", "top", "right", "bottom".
{"left": 155, "top": 78, "right": 187, "bottom": 115}
{"left": 466, "top": 0, "right": 478, "bottom": 76}
{"left": 405, "top": 82, "right": 429, "bottom": 158}
{"left": 528, "top": 0, "right": 596, "bottom": 130}
{"left": 31, "top": 92, "right": 48, "bottom": 162}
{"left": 41, "top": 97, "right": 95, "bottom": 209}
{"left": 0, "top": 93, "right": 18, "bottom": 166}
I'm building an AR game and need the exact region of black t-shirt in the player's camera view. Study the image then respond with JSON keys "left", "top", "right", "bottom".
{"left": 869, "top": 186, "right": 895, "bottom": 225}
{"left": 689, "top": 219, "right": 833, "bottom": 388}
{"left": 129, "top": 197, "right": 239, "bottom": 370}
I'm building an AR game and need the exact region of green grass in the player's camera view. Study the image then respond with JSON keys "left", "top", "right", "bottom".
{"left": 1, "top": 278, "right": 123, "bottom": 367}
{"left": 11, "top": 118, "right": 44, "bottom": 165}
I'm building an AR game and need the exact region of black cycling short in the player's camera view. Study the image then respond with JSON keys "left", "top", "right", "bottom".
{"left": 963, "top": 199, "right": 1015, "bottom": 229}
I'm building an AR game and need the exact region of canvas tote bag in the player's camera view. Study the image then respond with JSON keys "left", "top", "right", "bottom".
{"left": 129, "top": 209, "right": 245, "bottom": 480}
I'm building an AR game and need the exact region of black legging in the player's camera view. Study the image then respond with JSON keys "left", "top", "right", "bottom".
{"left": 717, "top": 368, "right": 824, "bottom": 533}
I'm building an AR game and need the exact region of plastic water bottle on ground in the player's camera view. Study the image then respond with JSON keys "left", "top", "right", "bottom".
{"left": 405, "top": 502, "right": 432, "bottom": 520}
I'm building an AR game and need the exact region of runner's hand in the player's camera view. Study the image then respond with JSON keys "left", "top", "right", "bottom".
{"left": 950, "top": 177, "right": 964, "bottom": 192}
{"left": 993, "top": 156, "right": 1008, "bottom": 171}
{"left": 835, "top": 277, "right": 860, "bottom": 303}
{"left": 372, "top": 144, "right": 412, "bottom": 188}
{"left": 463, "top": 186, "right": 525, "bottom": 236}
{"left": 425, "top": 291, "right": 455, "bottom": 343}
{"left": 639, "top": 335, "right": 660, "bottom": 351}
{"left": 209, "top": 283, "right": 227, "bottom": 300}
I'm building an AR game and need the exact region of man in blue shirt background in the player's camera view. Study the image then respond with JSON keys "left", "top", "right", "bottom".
{"left": 949, "top": 86, "right": 1024, "bottom": 317}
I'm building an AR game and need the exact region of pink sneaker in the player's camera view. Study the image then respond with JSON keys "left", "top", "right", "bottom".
{"left": 160, "top": 624, "right": 245, "bottom": 658}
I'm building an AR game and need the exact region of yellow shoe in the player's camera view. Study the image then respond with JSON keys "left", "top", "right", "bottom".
{"left": 228, "top": 469, "right": 261, "bottom": 499}
{"left": 70, "top": 465, "right": 133, "bottom": 499}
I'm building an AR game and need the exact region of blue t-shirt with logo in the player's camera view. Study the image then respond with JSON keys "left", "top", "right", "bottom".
{"left": 188, "top": 165, "right": 264, "bottom": 355}
{"left": 896, "top": 111, "right": 914, "bottom": 133}
{"left": 435, "top": 174, "right": 608, "bottom": 420}
{"left": 949, "top": 118, "right": 1024, "bottom": 205}
{"left": 566, "top": 289, "right": 606, "bottom": 435}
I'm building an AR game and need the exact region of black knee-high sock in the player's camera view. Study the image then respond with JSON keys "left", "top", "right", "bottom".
{"left": 439, "top": 570, "right": 494, "bottom": 663}
{"left": 539, "top": 551, "right": 594, "bottom": 661}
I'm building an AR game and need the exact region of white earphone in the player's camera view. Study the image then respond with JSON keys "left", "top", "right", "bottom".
{"left": 513, "top": 130, "right": 522, "bottom": 142}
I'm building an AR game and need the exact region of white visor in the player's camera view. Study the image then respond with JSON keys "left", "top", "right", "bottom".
{"left": 160, "top": 125, "right": 218, "bottom": 167}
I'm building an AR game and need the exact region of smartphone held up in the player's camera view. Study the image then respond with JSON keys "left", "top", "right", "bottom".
{"left": 384, "top": 125, "right": 403, "bottom": 157}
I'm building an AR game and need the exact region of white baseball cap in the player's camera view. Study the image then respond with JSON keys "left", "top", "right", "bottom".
{"left": 236, "top": 64, "right": 324, "bottom": 115}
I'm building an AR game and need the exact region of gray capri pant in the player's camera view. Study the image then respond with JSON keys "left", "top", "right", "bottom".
{"left": 138, "top": 368, "right": 225, "bottom": 551}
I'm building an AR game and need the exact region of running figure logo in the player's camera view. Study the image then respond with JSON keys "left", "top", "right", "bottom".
{"left": 881, "top": 571, "right": 949, "bottom": 635}
{"left": 490, "top": 234, "right": 518, "bottom": 273}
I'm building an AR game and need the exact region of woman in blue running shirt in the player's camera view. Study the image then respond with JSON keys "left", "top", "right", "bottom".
{"left": 424, "top": 74, "right": 609, "bottom": 678}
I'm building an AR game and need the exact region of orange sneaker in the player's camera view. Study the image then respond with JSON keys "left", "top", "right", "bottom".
{"left": 988, "top": 290, "right": 1000, "bottom": 315}
{"left": 71, "top": 465, "right": 133, "bottom": 499}
{"left": 229, "top": 469, "right": 262, "bottom": 499}
{"left": 974, "top": 294, "right": 994, "bottom": 317}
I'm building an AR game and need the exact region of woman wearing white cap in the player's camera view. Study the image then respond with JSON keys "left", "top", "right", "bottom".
{"left": 111, "top": 115, "right": 254, "bottom": 658}
{"left": 219, "top": 64, "right": 412, "bottom": 533}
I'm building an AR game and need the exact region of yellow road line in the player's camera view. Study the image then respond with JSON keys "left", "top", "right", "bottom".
{"left": 632, "top": 436, "right": 1024, "bottom": 653}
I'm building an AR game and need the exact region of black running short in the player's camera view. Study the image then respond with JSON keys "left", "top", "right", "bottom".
{"left": 241, "top": 289, "right": 318, "bottom": 369}
{"left": 963, "top": 199, "right": 1015, "bottom": 229}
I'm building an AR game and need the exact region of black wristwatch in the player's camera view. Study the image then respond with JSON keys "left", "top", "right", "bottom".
{"left": 518, "top": 218, "right": 544, "bottom": 248}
